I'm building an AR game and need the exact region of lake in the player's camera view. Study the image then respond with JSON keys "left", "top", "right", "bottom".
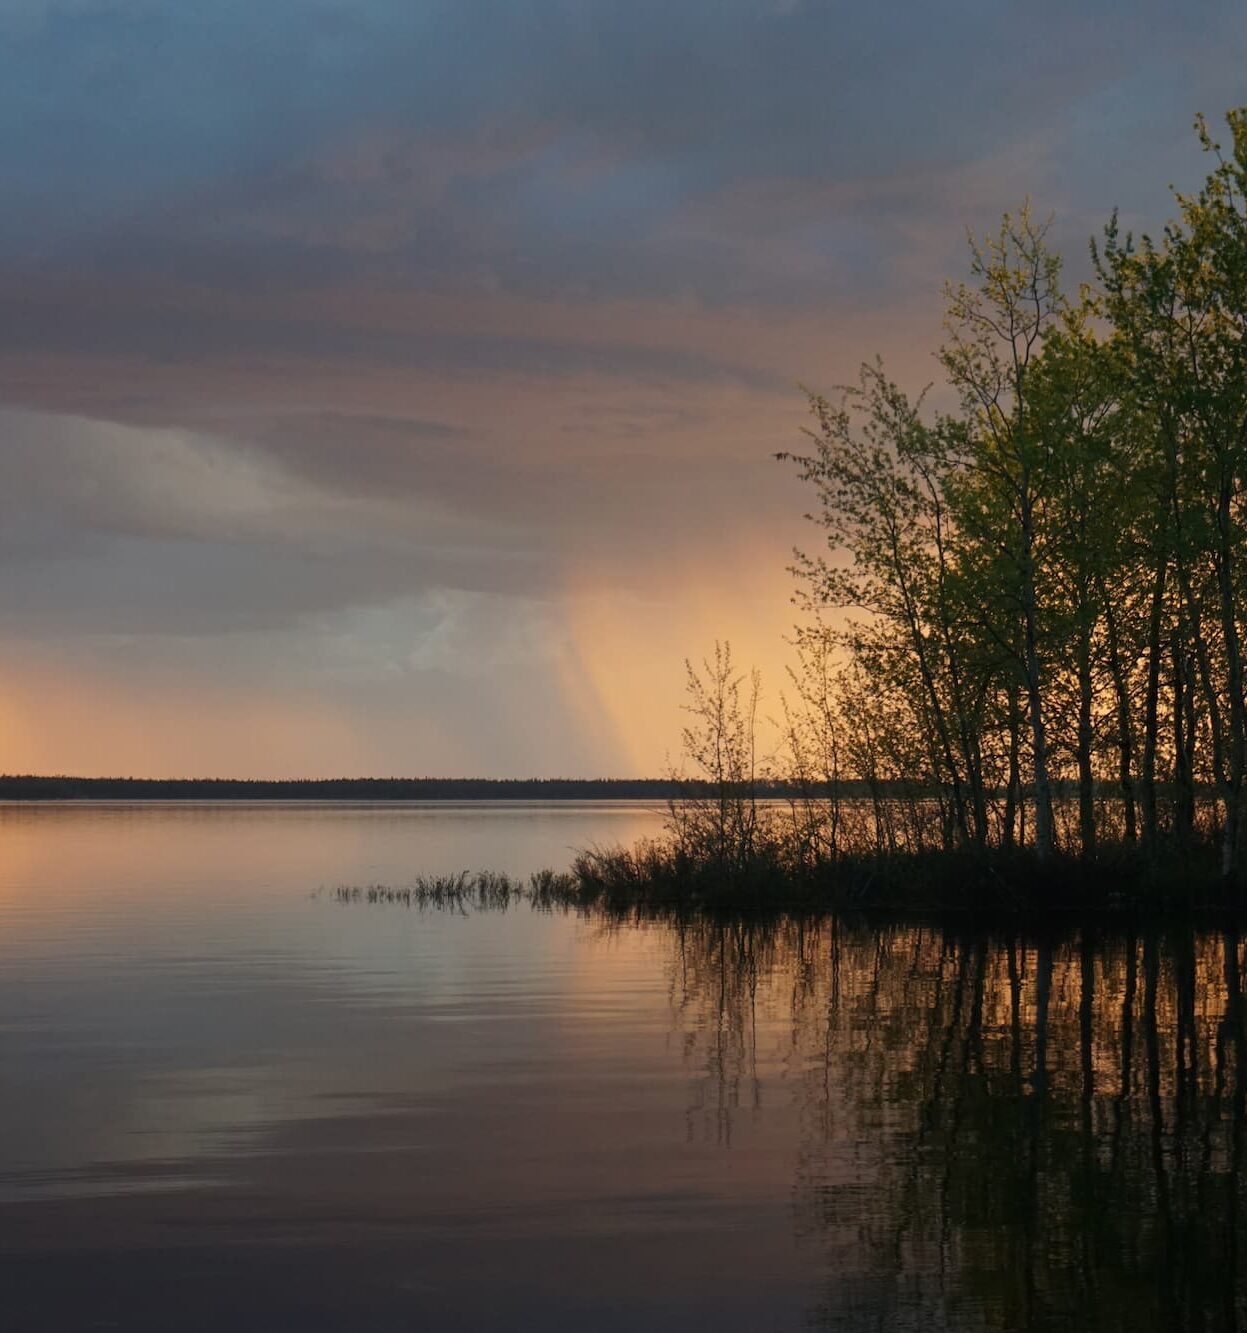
{"left": 1, "top": 802, "right": 1243, "bottom": 1331}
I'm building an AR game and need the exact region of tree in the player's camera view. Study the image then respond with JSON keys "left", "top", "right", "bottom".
{"left": 940, "top": 204, "right": 1065, "bottom": 862}
{"left": 1095, "top": 109, "right": 1247, "bottom": 879}
{"left": 782, "top": 363, "right": 992, "bottom": 849}
{"left": 668, "top": 642, "right": 765, "bottom": 875}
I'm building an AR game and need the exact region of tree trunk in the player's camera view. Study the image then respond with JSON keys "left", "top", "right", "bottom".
{"left": 1140, "top": 557, "right": 1168, "bottom": 850}
{"left": 1098, "top": 574, "right": 1137, "bottom": 842}
{"left": 1173, "top": 633, "right": 1195, "bottom": 844}
{"left": 1020, "top": 492, "right": 1055, "bottom": 861}
{"left": 1076, "top": 615, "right": 1096, "bottom": 859}
{"left": 892, "top": 542, "right": 973, "bottom": 849}
{"left": 1002, "top": 683, "right": 1023, "bottom": 852}
{"left": 1214, "top": 477, "right": 1246, "bottom": 882}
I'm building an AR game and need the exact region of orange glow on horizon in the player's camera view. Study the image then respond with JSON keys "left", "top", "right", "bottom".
{"left": 0, "top": 559, "right": 804, "bottom": 781}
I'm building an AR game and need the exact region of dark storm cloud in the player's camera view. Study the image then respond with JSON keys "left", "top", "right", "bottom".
{"left": 6, "top": 1, "right": 1245, "bottom": 301}
{"left": 0, "top": 277, "right": 785, "bottom": 391}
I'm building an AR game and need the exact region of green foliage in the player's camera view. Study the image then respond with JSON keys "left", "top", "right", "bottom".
{"left": 769, "top": 106, "right": 1247, "bottom": 887}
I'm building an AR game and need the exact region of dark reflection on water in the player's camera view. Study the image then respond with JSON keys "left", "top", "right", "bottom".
{"left": 666, "top": 917, "right": 1247, "bottom": 1331}
{"left": 1, "top": 806, "right": 1244, "bottom": 1330}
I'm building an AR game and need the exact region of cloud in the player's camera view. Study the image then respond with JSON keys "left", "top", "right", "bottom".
{"left": 1, "top": 1, "right": 1245, "bottom": 773}
{"left": 7, "top": 2, "right": 1245, "bottom": 292}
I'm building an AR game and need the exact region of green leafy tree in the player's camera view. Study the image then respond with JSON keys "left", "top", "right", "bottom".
{"left": 1096, "top": 109, "right": 1247, "bottom": 878}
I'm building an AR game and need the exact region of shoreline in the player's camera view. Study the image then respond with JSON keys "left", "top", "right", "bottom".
{"left": 333, "top": 837, "right": 1247, "bottom": 925}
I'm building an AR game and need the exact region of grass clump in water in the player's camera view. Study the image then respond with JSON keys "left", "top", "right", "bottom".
{"left": 334, "top": 871, "right": 524, "bottom": 913}
{"left": 333, "top": 868, "right": 584, "bottom": 914}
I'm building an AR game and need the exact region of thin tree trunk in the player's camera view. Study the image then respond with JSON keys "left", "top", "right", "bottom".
{"left": 1140, "top": 557, "right": 1168, "bottom": 850}
{"left": 1021, "top": 491, "right": 1055, "bottom": 861}
{"left": 1173, "top": 632, "right": 1196, "bottom": 844}
{"left": 1214, "top": 476, "right": 1246, "bottom": 882}
{"left": 1098, "top": 573, "right": 1138, "bottom": 842}
{"left": 1002, "top": 682, "right": 1023, "bottom": 851}
{"left": 929, "top": 492, "right": 990, "bottom": 848}
{"left": 891, "top": 535, "right": 973, "bottom": 848}
{"left": 1076, "top": 614, "right": 1097, "bottom": 859}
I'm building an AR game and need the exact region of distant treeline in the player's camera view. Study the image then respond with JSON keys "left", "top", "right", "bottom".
{"left": 0, "top": 775, "right": 1159, "bottom": 804}
{"left": 0, "top": 774, "right": 822, "bottom": 802}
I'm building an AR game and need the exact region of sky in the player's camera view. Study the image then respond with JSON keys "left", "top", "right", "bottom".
{"left": 1, "top": 1, "right": 1245, "bottom": 778}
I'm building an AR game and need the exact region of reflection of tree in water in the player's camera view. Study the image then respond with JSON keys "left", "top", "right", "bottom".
{"left": 657, "top": 915, "right": 1247, "bottom": 1331}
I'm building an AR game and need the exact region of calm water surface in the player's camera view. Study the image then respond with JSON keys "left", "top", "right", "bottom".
{"left": 2, "top": 802, "right": 1244, "bottom": 1330}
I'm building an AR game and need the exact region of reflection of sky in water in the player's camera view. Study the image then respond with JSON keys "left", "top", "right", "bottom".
{"left": 0, "top": 802, "right": 673, "bottom": 1182}
{"left": 0, "top": 803, "right": 812, "bottom": 1330}
{"left": 5, "top": 804, "right": 1246, "bottom": 1330}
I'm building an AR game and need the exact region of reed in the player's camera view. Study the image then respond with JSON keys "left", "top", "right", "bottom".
{"left": 333, "top": 822, "right": 1240, "bottom": 923}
